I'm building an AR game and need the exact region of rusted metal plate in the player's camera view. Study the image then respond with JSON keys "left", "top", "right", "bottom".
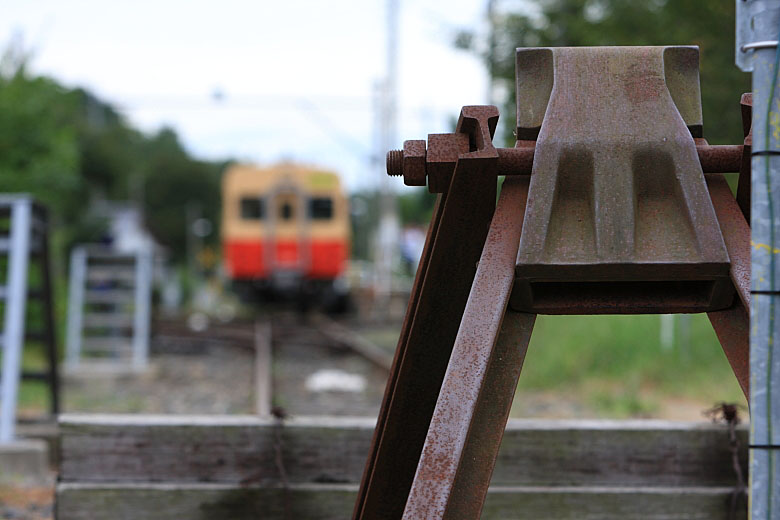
{"left": 511, "top": 46, "right": 732, "bottom": 314}
{"left": 403, "top": 175, "right": 534, "bottom": 519}
{"left": 353, "top": 107, "right": 500, "bottom": 520}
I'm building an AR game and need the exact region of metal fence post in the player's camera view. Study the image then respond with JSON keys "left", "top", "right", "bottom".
{"left": 736, "top": 1, "right": 780, "bottom": 517}
{"left": 0, "top": 198, "right": 32, "bottom": 442}
{"left": 132, "top": 247, "right": 152, "bottom": 369}
{"left": 65, "top": 247, "right": 87, "bottom": 368}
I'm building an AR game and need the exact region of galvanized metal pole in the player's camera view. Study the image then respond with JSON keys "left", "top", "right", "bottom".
{"left": 132, "top": 247, "right": 152, "bottom": 370}
{"left": 0, "top": 198, "right": 32, "bottom": 442}
{"left": 65, "top": 246, "right": 87, "bottom": 369}
{"left": 736, "top": 1, "right": 780, "bottom": 517}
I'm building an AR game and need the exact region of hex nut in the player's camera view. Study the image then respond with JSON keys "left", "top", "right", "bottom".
{"left": 402, "top": 140, "right": 427, "bottom": 186}
{"left": 426, "top": 133, "right": 470, "bottom": 193}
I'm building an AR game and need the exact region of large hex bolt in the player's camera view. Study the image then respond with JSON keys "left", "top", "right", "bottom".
{"left": 386, "top": 140, "right": 427, "bottom": 186}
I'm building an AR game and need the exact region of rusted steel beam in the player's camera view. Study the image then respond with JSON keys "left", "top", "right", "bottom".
{"left": 352, "top": 191, "right": 444, "bottom": 518}
{"left": 495, "top": 142, "right": 535, "bottom": 176}
{"left": 353, "top": 107, "right": 500, "bottom": 520}
{"left": 403, "top": 175, "right": 535, "bottom": 519}
{"left": 389, "top": 143, "right": 743, "bottom": 185}
{"left": 696, "top": 144, "right": 745, "bottom": 173}
{"left": 503, "top": 144, "right": 742, "bottom": 175}
{"left": 706, "top": 174, "right": 751, "bottom": 310}
{"left": 706, "top": 172, "right": 751, "bottom": 399}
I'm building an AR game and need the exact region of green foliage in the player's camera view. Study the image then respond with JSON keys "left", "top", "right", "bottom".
{"left": 398, "top": 187, "right": 436, "bottom": 225}
{"left": 0, "top": 71, "right": 82, "bottom": 221}
{"left": 0, "top": 48, "right": 224, "bottom": 261}
{"left": 344, "top": 315, "right": 745, "bottom": 419}
{"left": 74, "top": 89, "right": 146, "bottom": 200}
{"left": 464, "top": 0, "right": 750, "bottom": 146}
{"left": 142, "top": 129, "right": 226, "bottom": 256}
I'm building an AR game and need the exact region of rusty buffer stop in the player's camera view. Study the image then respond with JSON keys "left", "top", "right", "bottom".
{"left": 354, "top": 46, "right": 752, "bottom": 519}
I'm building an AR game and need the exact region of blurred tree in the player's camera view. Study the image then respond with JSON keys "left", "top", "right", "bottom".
{"left": 398, "top": 187, "right": 436, "bottom": 226}
{"left": 457, "top": 0, "right": 750, "bottom": 146}
{"left": 141, "top": 128, "right": 225, "bottom": 258}
{"left": 74, "top": 89, "right": 145, "bottom": 201}
{"left": 0, "top": 38, "right": 225, "bottom": 262}
{"left": 0, "top": 56, "right": 82, "bottom": 222}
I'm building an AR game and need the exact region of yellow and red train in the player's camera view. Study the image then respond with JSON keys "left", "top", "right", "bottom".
{"left": 221, "top": 163, "right": 350, "bottom": 307}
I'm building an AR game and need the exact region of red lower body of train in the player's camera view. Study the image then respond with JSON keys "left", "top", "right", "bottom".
{"left": 225, "top": 239, "right": 347, "bottom": 279}
{"left": 225, "top": 238, "right": 349, "bottom": 310}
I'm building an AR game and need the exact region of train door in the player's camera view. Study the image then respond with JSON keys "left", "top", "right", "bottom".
{"left": 266, "top": 184, "right": 310, "bottom": 290}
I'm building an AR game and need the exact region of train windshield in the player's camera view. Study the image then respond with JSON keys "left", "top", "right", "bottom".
{"left": 240, "top": 198, "right": 264, "bottom": 220}
{"left": 309, "top": 197, "right": 333, "bottom": 220}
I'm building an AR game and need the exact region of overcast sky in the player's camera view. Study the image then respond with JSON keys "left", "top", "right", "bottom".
{"left": 1, "top": 0, "right": 502, "bottom": 190}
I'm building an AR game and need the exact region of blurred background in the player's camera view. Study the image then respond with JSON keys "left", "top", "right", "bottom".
{"left": 0, "top": 0, "right": 750, "bottom": 428}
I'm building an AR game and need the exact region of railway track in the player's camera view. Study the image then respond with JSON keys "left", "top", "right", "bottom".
{"left": 151, "top": 311, "right": 393, "bottom": 418}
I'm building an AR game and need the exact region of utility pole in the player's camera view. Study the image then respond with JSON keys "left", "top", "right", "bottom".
{"left": 374, "top": 0, "right": 401, "bottom": 316}
{"left": 486, "top": 0, "right": 497, "bottom": 106}
{"left": 736, "top": 1, "right": 780, "bottom": 518}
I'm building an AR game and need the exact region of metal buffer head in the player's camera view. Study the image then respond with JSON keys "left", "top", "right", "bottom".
{"left": 512, "top": 46, "right": 732, "bottom": 314}
{"left": 387, "top": 46, "right": 741, "bottom": 315}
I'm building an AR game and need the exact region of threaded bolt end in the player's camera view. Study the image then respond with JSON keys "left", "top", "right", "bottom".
{"left": 386, "top": 150, "right": 403, "bottom": 177}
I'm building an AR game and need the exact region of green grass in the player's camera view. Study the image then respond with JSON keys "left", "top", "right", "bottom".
{"left": 17, "top": 337, "right": 54, "bottom": 415}
{"left": 13, "top": 275, "right": 70, "bottom": 415}
{"left": 357, "top": 313, "right": 745, "bottom": 419}
{"left": 514, "top": 314, "right": 746, "bottom": 418}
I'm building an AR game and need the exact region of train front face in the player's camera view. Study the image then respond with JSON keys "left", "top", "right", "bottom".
{"left": 221, "top": 164, "right": 350, "bottom": 305}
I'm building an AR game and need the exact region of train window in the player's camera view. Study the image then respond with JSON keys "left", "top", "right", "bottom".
{"left": 309, "top": 197, "right": 333, "bottom": 220}
{"left": 240, "top": 198, "right": 264, "bottom": 220}
{"left": 280, "top": 202, "right": 294, "bottom": 220}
